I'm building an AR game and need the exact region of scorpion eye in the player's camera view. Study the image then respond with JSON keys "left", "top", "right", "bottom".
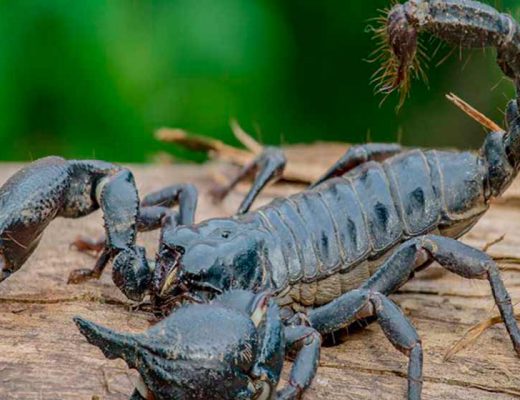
{"left": 221, "top": 230, "right": 231, "bottom": 239}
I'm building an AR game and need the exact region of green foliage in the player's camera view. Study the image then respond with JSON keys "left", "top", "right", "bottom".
{"left": 0, "top": 0, "right": 518, "bottom": 162}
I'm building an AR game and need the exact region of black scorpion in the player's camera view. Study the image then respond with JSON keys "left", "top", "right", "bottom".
{"left": 143, "top": 1, "right": 520, "bottom": 398}
{"left": 1, "top": 1, "right": 520, "bottom": 399}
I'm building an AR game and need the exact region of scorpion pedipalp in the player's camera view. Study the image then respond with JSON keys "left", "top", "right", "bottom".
{"left": 75, "top": 290, "right": 321, "bottom": 400}
{"left": 74, "top": 316, "right": 139, "bottom": 365}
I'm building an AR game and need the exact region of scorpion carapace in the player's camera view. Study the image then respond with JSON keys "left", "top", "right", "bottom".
{"left": 373, "top": 0, "right": 520, "bottom": 104}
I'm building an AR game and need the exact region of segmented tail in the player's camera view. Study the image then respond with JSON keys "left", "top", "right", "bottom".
{"left": 370, "top": 0, "right": 520, "bottom": 107}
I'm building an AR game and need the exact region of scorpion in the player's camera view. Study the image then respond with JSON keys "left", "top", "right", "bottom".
{"left": 0, "top": 0, "right": 520, "bottom": 399}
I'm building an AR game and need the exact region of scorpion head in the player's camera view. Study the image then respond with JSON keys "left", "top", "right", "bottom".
{"left": 151, "top": 217, "right": 267, "bottom": 308}
{"left": 112, "top": 245, "right": 152, "bottom": 301}
{"left": 74, "top": 290, "right": 281, "bottom": 400}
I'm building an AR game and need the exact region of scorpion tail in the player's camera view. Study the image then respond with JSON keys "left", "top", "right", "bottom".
{"left": 372, "top": 0, "right": 520, "bottom": 106}
{"left": 73, "top": 316, "right": 139, "bottom": 368}
{"left": 505, "top": 99, "right": 520, "bottom": 168}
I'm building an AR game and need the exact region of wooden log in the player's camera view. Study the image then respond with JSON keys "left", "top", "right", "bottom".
{"left": 0, "top": 159, "right": 520, "bottom": 399}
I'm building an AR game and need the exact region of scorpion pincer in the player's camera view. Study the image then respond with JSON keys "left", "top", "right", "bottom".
{"left": 74, "top": 290, "right": 321, "bottom": 400}
{"left": 0, "top": 157, "right": 197, "bottom": 301}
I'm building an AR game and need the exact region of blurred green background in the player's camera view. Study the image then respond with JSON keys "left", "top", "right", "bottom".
{"left": 0, "top": 0, "right": 518, "bottom": 162}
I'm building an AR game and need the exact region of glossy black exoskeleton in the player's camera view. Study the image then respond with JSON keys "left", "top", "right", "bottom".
{"left": 4, "top": 2, "right": 520, "bottom": 399}
{"left": 74, "top": 290, "right": 321, "bottom": 400}
{"left": 0, "top": 156, "right": 182, "bottom": 300}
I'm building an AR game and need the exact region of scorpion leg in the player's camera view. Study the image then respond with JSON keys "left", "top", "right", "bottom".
{"left": 311, "top": 143, "right": 403, "bottom": 188}
{"left": 68, "top": 170, "right": 140, "bottom": 284}
{"left": 141, "top": 183, "right": 197, "bottom": 225}
{"left": 137, "top": 206, "right": 179, "bottom": 232}
{"left": 73, "top": 205, "right": 179, "bottom": 252}
{"left": 210, "top": 147, "right": 286, "bottom": 214}
{"left": 248, "top": 297, "right": 319, "bottom": 400}
{"left": 360, "top": 235, "right": 520, "bottom": 355}
{"left": 71, "top": 235, "right": 105, "bottom": 254}
{"left": 251, "top": 297, "right": 285, "bottom": 392}
{"left": 307, "top": 289, "right": 422, "bottom": 400}
{"left": 276, "top": 325, "right": 322, "bottom": 400}
{"left": 420, "top": 236, "right": 520, "bottom": 355}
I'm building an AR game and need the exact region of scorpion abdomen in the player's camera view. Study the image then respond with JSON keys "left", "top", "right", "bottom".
{"left": 257, "top": 148, "right": 489, "bottom": 310}
{"left": 384, "top": 149, "right": 442, "bottom": 236}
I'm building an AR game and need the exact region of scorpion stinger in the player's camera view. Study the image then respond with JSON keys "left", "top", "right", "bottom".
{"left": 374, "top": 0, "right": 520, "bottom": 106}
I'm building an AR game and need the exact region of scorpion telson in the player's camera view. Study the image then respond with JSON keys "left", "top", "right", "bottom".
{"left": 373, "top": 0, "right": 520, "bottom": 104}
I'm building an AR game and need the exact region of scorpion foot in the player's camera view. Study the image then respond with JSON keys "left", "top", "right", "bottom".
{"left": 67, "top": 268, "right": 99, "bottom": 284}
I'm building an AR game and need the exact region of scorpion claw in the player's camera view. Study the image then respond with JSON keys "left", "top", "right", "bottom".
{"left": 73, "top": 317, "right": 138, "bottom": 365}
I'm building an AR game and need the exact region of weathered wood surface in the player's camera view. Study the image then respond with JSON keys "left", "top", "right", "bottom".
{"left": 1, "top": 159, "right": 520, "bottom": 399}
